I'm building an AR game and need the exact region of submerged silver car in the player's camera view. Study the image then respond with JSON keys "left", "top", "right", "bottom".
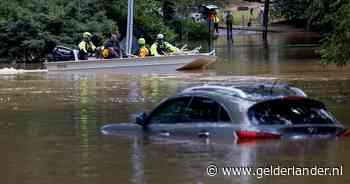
{"left": 101, "top": 84, "right": 349, "bottom": 141}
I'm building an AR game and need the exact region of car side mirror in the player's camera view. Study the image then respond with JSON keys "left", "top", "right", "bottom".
{"left": 135, "top": 112, "right": 148, "bottom": 126}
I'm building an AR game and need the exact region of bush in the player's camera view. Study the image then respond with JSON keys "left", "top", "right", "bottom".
{"left": 134, "top": 15, "right": 177, "bottom": 44}
{"left": 274, "top": 0, "right": 350, "bottom": 65}
{"left": 0, "top": 0, "right": 177, "bottom": 63}
{"left": 320, "top": 1, "right": 350, "bottom": 66}
{"left": 182, "top": 19, "right": 211, "bottom": 40}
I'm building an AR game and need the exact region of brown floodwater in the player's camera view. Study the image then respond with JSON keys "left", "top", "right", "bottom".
{"left": 0, "top": 32, "right": 350, "bottom": 184}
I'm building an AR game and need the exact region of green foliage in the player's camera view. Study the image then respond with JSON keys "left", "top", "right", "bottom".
{"left": 272, "top": 0, "right": 336, "bottom": 30}
{"left": 0, "top": 0, "right": 178, "bottom": 63}
{"left": 0, "top": 0, "right": 219, "bottom": 63}
{"left": 159, "top": 0, "right": 215, "bottom": 41}
{"left": 274, "top": 0, "right": 350, "bottom": 65}
{"left": 133, "top": 0, "right": 176, "bottom": 43}
{"left": 0, "top": 0, "right": 117, "bottom": 62}
{"left": 320, "top": 0, "right": 350, "bottom": 66}
{"left": 134, "top": 15, "right": 176, "bottom": 44}
{"left": 182, "top": 19, "right": 211, "bottom": 40}
{"left": 273, "top": 0, "right": 310, "bottom": 24}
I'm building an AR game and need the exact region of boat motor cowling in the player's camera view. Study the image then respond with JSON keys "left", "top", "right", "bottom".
{"left": 52, "top": 46, "right": 78, "bottom": 61}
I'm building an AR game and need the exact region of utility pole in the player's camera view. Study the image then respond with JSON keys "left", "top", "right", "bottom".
{"left": 262, "top": 0, "right": 270, "bottom": 40}
{"left": 126, "top": 0, "right": 135, "bottom": 58}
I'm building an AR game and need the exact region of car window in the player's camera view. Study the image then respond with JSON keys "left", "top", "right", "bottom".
{"left": 149, "top": 97, "right": 192, "bottom": 124}
{"left": 182, "top": 97, "right": 231, "bottom": 123}
{"left": 149, "top": 96, "right": 231, "bottom": 124}
{"left": 237, "top": 86, "right": 302, "bottom": 101}
{"left": 249, "top": 100, "right": 336, "bottom": 125}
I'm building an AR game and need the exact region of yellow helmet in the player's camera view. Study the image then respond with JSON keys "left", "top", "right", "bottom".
{"left": 138, "top": 38, "right": 146, "bottom": 45}
{"left": 83, "top": 32, "right": 92, "bottom": 39}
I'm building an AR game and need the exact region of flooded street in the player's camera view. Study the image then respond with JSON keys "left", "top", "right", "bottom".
{"left": 1, "top": 32, "right": 350, "bottom": 184}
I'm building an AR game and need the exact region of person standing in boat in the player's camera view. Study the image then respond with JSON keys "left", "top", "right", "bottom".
{"left": 102, "top": 32, "right": 122, "bottom": 58}
{"left": 137, "top": 38, "right": 150, "bottom": 58}
{"left": 78, "top": 32, "right": 96, "bottom": 60}
{"left": 150, "top": 34, "right": 179, "bottom": 56}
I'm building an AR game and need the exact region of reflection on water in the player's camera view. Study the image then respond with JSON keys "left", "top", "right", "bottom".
{"left": 0, "top": 32, "right": 350, "bottom": 183}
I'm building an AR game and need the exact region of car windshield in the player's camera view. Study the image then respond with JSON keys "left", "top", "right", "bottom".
{"left": 249, "top": 99, "right": 336, "bottom": 125}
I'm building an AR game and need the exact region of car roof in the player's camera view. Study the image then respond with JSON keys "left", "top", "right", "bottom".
{"left": 181, "top": 84, "right": 307, "bottom": 102}
{"left": 151, "top": 84, "right": 308, "bottom": 124}
{"left": 177, "top": 89, "right": 255, "bottom": 111}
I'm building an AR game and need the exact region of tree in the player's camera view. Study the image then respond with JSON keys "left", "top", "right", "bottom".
{"left": 273, "top": 0, "right": 335, "bottom": 31}
{"left": 320, "top": 0, "right": 350, "bottom": 66}
{"left": 0, "top": 0, "right": 178, "bottom": 63}
{"left": 274, "top": 0, "right": 350, "bottom": 65}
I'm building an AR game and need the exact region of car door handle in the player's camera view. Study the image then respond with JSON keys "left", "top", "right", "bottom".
{"left": 197, "top": 131, "right": 210, "bottom": 138}
{"left": 159, "top": 131, "right": 171, "bottom": 137}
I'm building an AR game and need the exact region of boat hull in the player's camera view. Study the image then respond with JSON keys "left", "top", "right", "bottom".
{"left": 45, "top": 54, "right": 216, "bottom": 73}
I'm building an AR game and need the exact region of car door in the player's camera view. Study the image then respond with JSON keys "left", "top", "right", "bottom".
{"left": 179, "top": 96, "right": 237, "bottom": 142}
{"left": 146, "top": 96, "right": 236, "bottom": 142}
{"left": 146, "top": 96, "right": 193, "bottom": 137}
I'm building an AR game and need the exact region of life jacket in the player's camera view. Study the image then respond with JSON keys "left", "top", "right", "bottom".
{"left": 156, "top": 42, "right": 167, "bottom": 55}
{"left": 151, "top": 41, "right": 178, "bottom": 56}
{"left": 138, "top": 46, "right": 150, "bottom": 58}
{"left": 79, "top": 40, "right": 96, "bottom": 53}
{"left": 150, "top": 42, "right": 166, "bottom": 56}
{"left": 213, "top": 15, "right": 220, "bottom": 23}
{"left": 102, "top": 47, "right": 110, "bottom": 58}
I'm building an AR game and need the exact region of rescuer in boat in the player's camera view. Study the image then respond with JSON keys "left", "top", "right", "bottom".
{"left": 78, "top": 32, "right": 96, "bottom": 60}
{"left": 102, "top": 32, "right": 123, "bottom": 59}
{"left": 150, "top": 34, "right": 180, "bottom": 56}
{"left": 137, "top": 38, "right": 150, "bottom": 58}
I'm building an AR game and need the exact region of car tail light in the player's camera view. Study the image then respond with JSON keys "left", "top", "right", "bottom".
{"left": 337, "top": 129, "right": 350, "bottom": 138}
{"left": 236, "top": 130, "right": 281, "bottom": 140}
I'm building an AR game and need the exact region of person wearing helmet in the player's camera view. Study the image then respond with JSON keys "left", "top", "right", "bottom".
{"left": 150, "top": 34, "right": 179, "bottom": 56}
{"left": 102, "top": 32, "right": 122, "bottom": 58}
{"left": 137, "top": 38, "right": 150, "bottom": 58}
{"left": 78, "top": 32, "right": 96, "bottom": 60}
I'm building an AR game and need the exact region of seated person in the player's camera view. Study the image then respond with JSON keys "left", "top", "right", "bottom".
{"left": 78, "top": 32, "right": 96, "bottom": 60}
{"left": 102, "top": 32, "right": 122, "bottom": 59}
{"left": 150, "top": 34, "right": 180, "bottom": 56}
{"left": 137, "top": 38, "right": 150, "bottom": 58}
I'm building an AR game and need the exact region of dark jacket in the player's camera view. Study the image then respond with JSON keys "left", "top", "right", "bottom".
{"left": 104, "top": 39, "right": 120, "bottom": 49}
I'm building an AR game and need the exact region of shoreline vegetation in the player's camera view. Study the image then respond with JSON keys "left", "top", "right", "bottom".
{"left": 0, "top": 0, "right": 349, "bottom": 66}
{"left": 0, "top": 0, "right": 216, "bottom": 63}
{"left": 272, "top": 0, "right": 350, "bottom": 66}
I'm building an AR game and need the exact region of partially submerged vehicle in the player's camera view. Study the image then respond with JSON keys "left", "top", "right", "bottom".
{"left": 45, "top": 46, "right": 216, "bottom": 72}
{"left": 101, "top": 84, "right": 350, "bottom": 142}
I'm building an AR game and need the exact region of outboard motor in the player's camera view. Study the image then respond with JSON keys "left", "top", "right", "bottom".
{"left": 52, "top": 46, "right": 78, "bottom": 61}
